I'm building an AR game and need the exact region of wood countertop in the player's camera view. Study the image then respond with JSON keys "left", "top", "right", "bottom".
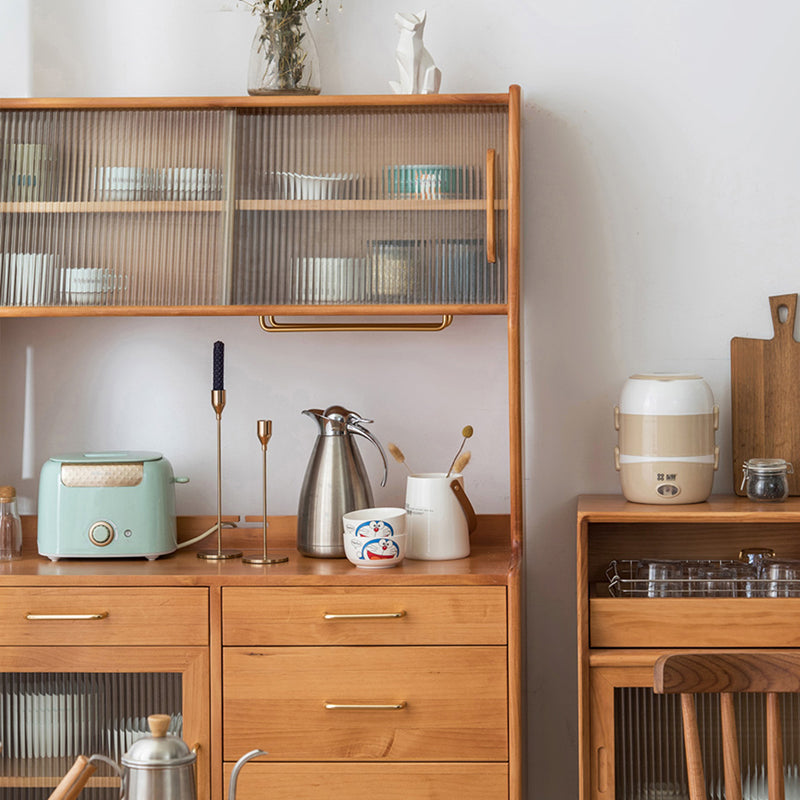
{"left": 578, "top": 493, "right": 800, "bottom": 522}
{"left": 1, "top": 514, "right": 517, "bottom": 587}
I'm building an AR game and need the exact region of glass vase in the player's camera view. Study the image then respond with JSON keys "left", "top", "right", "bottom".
{"left": 247, "top": 11, "right": 321, "bottom": 96}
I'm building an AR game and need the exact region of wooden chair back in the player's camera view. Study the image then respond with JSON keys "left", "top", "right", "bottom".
{"left": 654, "top": 652, "right": 800, "bottom": 800}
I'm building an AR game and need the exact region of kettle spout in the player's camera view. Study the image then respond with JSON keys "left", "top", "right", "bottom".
{"left": 228, "top": 749, "right": 267, "bottom": 800}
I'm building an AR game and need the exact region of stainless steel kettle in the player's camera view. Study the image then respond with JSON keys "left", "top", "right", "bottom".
{"left": 297, "top": 405, "right": 388, "bottom": 558}
{"left": 48, "top": 714, "right": 197, "bottom": 800}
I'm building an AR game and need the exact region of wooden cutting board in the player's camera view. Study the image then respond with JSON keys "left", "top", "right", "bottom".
{"left": 731, "top": 293, "right": 800, "bottom": 495}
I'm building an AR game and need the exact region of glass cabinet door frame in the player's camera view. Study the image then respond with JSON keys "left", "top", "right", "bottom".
{"left": 0, "top": 645, "right": 210, "bottom": 800}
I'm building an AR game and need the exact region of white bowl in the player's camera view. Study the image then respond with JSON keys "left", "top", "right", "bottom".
{"left": 343, "top": 531, "right": 407, "bottom": 569}
{"left": 342, "top": 507, "right": 406, "bottom": 539}
{"left": 60, "top": 267, "right": 121, "bottom": 305}
{"left": 273, "top": 171, "right": 358, "bottom": 200}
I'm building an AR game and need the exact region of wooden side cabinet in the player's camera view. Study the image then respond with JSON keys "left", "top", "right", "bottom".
{"left": 577, "top": 495, "right": 800, "bottom": 800}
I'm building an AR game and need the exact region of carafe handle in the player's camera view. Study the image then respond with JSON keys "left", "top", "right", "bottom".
{"left": 347, "top": 420, "right": 388, "bottom": 487}
{"left": 450, "top": 480, "right": 478, "bottom": 534}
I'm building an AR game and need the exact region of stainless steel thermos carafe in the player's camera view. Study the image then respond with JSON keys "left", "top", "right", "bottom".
{"left": 297, "top": 406, "right": 388, "bottom": 558}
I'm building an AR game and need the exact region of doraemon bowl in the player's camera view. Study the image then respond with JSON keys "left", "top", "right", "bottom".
{"left": 343, "top": 531, "right": 408, "bottom": 569}
{"left": 342, "top": 507, "right": 407, "bottom": 540}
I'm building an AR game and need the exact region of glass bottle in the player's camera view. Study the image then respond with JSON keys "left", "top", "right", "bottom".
{"left": 0, "top": 485, "right": 22, "bottom": 560}
{"left": 247, "top": 11, "right": 321, "bottom": 96}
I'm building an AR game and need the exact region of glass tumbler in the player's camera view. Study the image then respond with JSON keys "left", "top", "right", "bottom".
{"left": 767, "top": 561, "right": 800, "bottom": 597}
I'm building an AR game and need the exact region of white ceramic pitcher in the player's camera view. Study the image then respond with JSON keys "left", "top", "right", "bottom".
{"left": 404, "top": 472, "right": 477, "bottom": 560}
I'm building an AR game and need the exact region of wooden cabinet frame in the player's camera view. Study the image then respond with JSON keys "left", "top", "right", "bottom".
{"left": 0, "top": 645, "right": 211, "bottom": 799}
{"left": 0, "top": 87, "right": 524, "bottom": 800}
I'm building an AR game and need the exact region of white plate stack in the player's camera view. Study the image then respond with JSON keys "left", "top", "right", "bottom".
{"left": 1, "top": 253, "right": 57, "bottom": 306}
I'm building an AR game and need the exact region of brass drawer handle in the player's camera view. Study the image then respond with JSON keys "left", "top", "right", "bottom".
{"left": 323, "top": 611, "right": 406, "bottom": 620}
{"left": 26, "top": 612, "right": 110, "bottom": 621}
{"left": 324, "top": 702, "right": 407, "bottom": 710}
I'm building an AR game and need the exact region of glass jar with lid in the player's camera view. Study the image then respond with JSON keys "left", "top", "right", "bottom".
{"left": 741, "top": 458, "right": 794, "bottom": 502}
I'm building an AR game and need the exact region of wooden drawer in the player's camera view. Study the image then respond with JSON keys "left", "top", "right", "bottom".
{"left": 222, "top": 587, "right": 507, "bottom": 645}
{"left": 223, "top": 762, "right": 509, "bottom": 800}
{"left": 591, "top": 596, "right": 800, "bottom": 647}
{"left": 0, "top": 587, "right": 208, "bottom": 646}
{"left": 223, "top": 646, "right": 508, "bottom": 761}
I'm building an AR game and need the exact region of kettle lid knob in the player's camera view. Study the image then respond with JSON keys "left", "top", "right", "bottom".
{"left": 148, "top": 714, "right": 171, "bottom": 738}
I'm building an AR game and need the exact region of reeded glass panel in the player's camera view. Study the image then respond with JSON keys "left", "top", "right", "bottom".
{"left": 0, "top": 672, "right": 182, "bottom": 800}
{"left": 233, "top": 104, "right": 508, "bottom": 306}
{"left": 0, "top": 109, "right": 229, "bottom": 307}
{"left": 615, "top": 688, "right": 800, "bottom": 799}
{"left": 0, "top": 102, "right": 509, "bottom": 310}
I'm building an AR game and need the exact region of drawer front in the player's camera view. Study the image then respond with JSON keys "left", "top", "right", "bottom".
{"left": 223, "top": 646, "right": 508, "bottom": 761}
{"left": 223, "top": 762, "right": 509, "bottom": 800}
{"left": 591, "top": 597, "right": 800, "bottom": 647}
{"left": 222, "top": 587, "right": 507, "bottom": 645}
{"left": 0, "top": 587, "right": 208, "bottom": 646}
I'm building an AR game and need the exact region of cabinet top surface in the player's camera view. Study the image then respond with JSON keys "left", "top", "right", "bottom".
{"left": 578, "top": 493, "right": 800, "bottom": 522}
{"left": 1, "top": 515, "right": 517, "bottom": 587}
{"left": 0, "top": 89, "right": 518, "bottom": 110}
{"left": 0, "top": 544, "right": 516, "bottom": 587}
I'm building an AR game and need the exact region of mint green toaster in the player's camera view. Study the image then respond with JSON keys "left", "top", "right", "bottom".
{"left": 37, "top": 451, "right": 188, "bottom": 561}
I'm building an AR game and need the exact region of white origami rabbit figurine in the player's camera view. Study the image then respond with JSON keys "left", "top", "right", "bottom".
{"left": 389, "top": 10, "right": 441, "bottom": 94}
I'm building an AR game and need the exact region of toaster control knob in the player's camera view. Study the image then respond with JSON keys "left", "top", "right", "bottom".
{"left": 89, "top": 521, "right": 114, "bottom": 547}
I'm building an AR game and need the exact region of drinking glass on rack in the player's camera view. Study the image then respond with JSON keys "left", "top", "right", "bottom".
{"left": 642, "top": 560, "right": 683, "bottom": 597}
{"left": 701, "top": 562, "right": 738, "bottom": 597}
{"left": 767, "top": 561, "right": 800, "bottom": 597}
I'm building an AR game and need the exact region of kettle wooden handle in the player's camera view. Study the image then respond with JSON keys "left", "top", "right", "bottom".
{"left": 48, "top": 755, "right": 97, "bottom": 800}
{"left": 450, "top": 480, "right": 478, "bottom": 534}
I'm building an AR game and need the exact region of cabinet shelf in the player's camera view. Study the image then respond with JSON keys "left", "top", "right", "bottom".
{"left": 0, "top": 200, "right": 508, "bottom": 214}
{"left": 238, "top": 199, "right": 507, "bottom": 212}
{"left": 0, "top": 303, "right": 509, "bottom": 318}
{"left": 0, "top": 200, "right": 225, "bottom": 214}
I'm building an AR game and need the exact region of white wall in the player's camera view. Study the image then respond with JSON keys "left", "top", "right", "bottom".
{"left": 5, "top": 1, "right": 800, "bottom": 797}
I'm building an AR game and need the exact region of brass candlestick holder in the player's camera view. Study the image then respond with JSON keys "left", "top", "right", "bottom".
{"left": 198, "top": 389, "right": 242, "bottom": 560}
{"left": 244, "top": 419, "right": 288, "bottom": 565}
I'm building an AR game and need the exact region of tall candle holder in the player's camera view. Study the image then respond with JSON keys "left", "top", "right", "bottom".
{"left": 244, "top": 419, "right": 288, "bottom": 565}
{"left": 198, "top": 341, "right": 242, "bottom": 560}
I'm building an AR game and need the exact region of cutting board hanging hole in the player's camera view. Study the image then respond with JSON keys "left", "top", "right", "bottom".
{"left": 778, "top": 304, "right": 790, "bottom": 324}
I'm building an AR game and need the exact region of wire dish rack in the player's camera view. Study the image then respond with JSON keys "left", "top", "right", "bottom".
{"left": 606, "top": 558, "right": 800, "bottom": 598}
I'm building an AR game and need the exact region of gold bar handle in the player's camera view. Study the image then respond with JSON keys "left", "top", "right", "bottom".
{"left": 324, "top": 702, "right": 407, "bottom": 710}
{"left": 486, "top": 148, "right": 497, "bottom": 264}
{"left": 26, "top": 612, "right": 109, "bottom": 621}
{"left": 259, "top": 315, "right": 453, "bottom": 333}
{"left": 323, "top": 611, "right": 407, "bottom": 620}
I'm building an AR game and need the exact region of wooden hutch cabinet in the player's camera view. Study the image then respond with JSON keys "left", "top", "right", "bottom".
{"left": 578, "top": 494, "right": 800, "bottom": 800}
{"left": 0, "top": 88, "right": 523, "bottom": 800}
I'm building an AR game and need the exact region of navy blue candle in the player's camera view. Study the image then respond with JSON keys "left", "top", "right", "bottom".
{"left": 213, "top": 341, "right": 224, "bottom": 391}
